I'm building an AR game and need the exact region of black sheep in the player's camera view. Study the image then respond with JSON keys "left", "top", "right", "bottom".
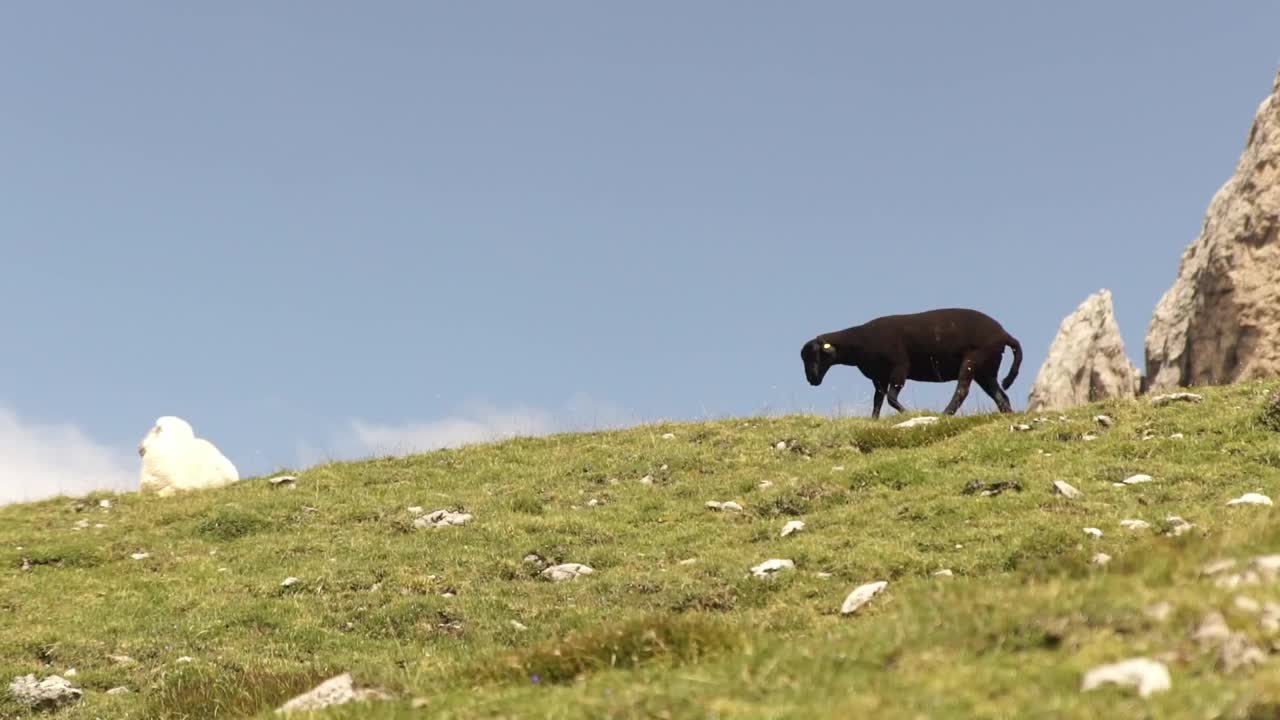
{"left": 800, "top": 308, "right": 1022, "bottom": 419}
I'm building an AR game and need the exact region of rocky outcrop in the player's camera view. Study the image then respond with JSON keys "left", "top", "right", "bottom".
{"left": 1145, "top": 69, "right": 1280, "bottom": 391}
{"left": 1027, "top": 289, "right": 1140, "bottom": 412}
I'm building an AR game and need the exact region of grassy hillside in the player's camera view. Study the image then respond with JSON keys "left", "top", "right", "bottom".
{"left": 3, "top": 382, "right": 1280, "bottom": 719}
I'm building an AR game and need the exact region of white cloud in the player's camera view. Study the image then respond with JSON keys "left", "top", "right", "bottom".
{"left": 334, "top": 393, "right": 638, "bottom": 460}
{"left": 0, "top": 407, "right": 135, "bottom": 506}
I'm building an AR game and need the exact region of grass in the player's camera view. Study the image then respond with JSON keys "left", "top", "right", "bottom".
{"left": 3, "top": 381, "right": 1280, "bottom": 718}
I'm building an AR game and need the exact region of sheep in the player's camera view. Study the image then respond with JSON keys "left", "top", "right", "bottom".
{"left": 800, "top": 308, "right": 1023, "bottom": 419}
{"left": 137, "top": 416, "right": 239, "bottom": 497}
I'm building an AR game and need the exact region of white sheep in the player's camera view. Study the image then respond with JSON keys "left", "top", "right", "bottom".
{"left": 137, "top": 416, "right": 239, "bottom": 497}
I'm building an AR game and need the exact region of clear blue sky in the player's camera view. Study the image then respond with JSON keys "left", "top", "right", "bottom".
{"left": 3, "top": 2, "right": 1278, "bottom": 503}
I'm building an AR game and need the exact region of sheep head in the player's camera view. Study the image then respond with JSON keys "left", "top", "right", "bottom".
{"left": 138, "top": 416, "right": 196, "bottom": 457}
{"left": 800, "top": 338, "right": 840, "bottom": 386}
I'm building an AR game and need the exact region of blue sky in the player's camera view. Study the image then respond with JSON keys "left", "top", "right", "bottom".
{"left": 2, "top": 3, "right": 1278, "bottom": 504}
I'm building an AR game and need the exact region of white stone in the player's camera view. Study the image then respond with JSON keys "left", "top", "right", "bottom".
{"left": 99, "top": 499, "right": 112, "bottom": 508}
{"left": 281, "top": 576, "right": 301, "bottom": 587}
{"left": 106, "top": 686, "right": 130, "bottom": 695}
{"left": 780, "top": 520, "right": 805, "bottom": 537}
{"left": 661, "top": 433, "right": 675, "bottom": 440}
{"left": 268, "top": 475, "right": 297, "bottom": 486}
{"left": 1235, "top": 596, "right": 1262, "bottom": 614}
{"left": 750, "top": 559, "right": 795, "bottom": 578}
{"left": 1082, "top": 432, "right": 1099, "bottom": 441}
{"left": 639, "top": 475, "right": 654, "bottom": 485}
{"left": 1081, "top": 658, "right": 1171, "bottom": 697}
{"left": 275, "top": 673, "right": 391, "bottom": 714}
{"left": 1091, "top": 553, "right": 1112, "bottom": 566}
{"left": 840, "top": 581, "right": 889, "bottom": 615}
{"left": 176, "top": 656, "right": 194, "bottom": 663}
{"left": 413, "top": 509, "right": 473, "bottom": 528}
{"left": 1094, "top": 415, "right": 1114, "bottom": 428}
{"left": 757, "top": 480, "right": 774, "bottom": 489}
{"left": 705, "top": 500, "right": 742, "bottom": 512}
{"left": 774, "top": 441, "right": 788, "bottom": 450}
{"left": 130, "top": 552, "right": 150, "bottom": 561}
{"left": 1149, "top": 392, "right": 1203, "bottom": 406}
{"left": 1201, "top": 558, "right": 1237, "bottom": 576}
{"left": 1227, "top": 492, "right": 1273, "bottom": 507}
{"left": 407, "top": 506, "right": 424, "bottom": 515}
{"left": 510, "top": 620, "right": 528, "bottom": 631}
{"left": 1145, "top": 601, "right": 1174, "bottom": 622}
{"left": 541, "top": 563, "right": 594, "bottom": 582}
{"left": 1010, "top": 423, "right": 1032, "bottom": 432}
{"left": 933, "top": 569, "right": 954, "bottom": 577}
{"left": 1165, "top": 516, "right": 1195, "bottom": 536}
{"left": 1122, "top": 474, "right": 1154, "bottom": 485}
{"left": 8, "top": 674, "right": 82, "bottom": 708}
{"left": 893, "top": 416, "right": 939, "bottom": 428}
{"left": 1052, "top": 480, "right": 1082, "bottom": 499}
{"left": 1120, "top": 519, "right": 1152, "bottom": 531}
{"left": 1083, "top": 527, "right": 1103, "bottom": 538}
{"left": 1169, "top": 433, "right": 1184, "bottom": 439}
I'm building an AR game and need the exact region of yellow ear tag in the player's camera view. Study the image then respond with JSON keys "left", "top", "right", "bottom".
{"left": 822, "top": 343, "right": 833, "bottom": 350}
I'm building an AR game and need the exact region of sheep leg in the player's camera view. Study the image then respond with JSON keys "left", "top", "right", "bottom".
{"left": 975, "top": 374, "right": 1014, "bottom": 413}
{"left": 871, "top": 385, "right": 886, "bottom": 419}
{"left": 884, "top": 368, "right": 908, "bottom": 414}
{"left": 942, "top": 356, "right": 977, "bottom": 415}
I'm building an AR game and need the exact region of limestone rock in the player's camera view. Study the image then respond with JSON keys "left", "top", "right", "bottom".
{"left": 413, "top": 509, "right": 472, "bottom": 528}
{"left": 8, "top": 674, "right": 82, "bottom": 709}
{"left": 1028, "top": 290, "right": 1141, "bottom": 411}
{"left": 1145, "top": 70, "right": 1280, "bottom": 391}
{"left": 750, "top": 559, "right": 795, "bottom": 578}
{"left": 1081, "top": 657, "right": 1171, "bottom": 697}
{"left": 275, "top": 673, "right": 391, "bottom": 714}
{"left": 541, "top": 563, "right": 594, "bottom": 582}
{"left": 893, "top": 416, "right": 938, "bottom": 428}
{"left": 840, "top": 581, "right": 889, "bottom": 615}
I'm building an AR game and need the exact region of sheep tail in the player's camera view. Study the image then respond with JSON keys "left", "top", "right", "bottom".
{"left": 1001, "top": 334, "right": 1023, "bottom": 390}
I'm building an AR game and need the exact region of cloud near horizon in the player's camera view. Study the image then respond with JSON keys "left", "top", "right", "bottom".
{"left": 0, "top": 406, "right": 135, "bottom": 506}
{"left": 318, "top": 393, "right": 640, "bottom": 462}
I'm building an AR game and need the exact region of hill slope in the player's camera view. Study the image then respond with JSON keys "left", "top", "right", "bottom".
{"left": 3, "top": 383, "right": 1280, "bottom": 719}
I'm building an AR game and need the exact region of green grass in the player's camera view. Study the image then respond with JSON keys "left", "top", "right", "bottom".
{"left": 4, "top": 382, "right": 1280, "bottom": 718}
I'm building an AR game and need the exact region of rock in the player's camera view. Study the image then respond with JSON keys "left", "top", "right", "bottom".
{"left": 62, "top": 669, "right": 76, "bottom": 677}
{"left": 413, "top": 509, "right": 473, "bottom": 528}
{"left": 774, "top": 441, "right": 788, "bottom": 450}
{"left": 1052, "top": 480, "right": 1082, "bottom": 499}
{"left": 176, "top": 656, "right": 194, "bottom": 663}
{"left": 106, "top": 686, "right": 130, "bottom": 695}
{"left": 1165, "top": 516, "right": 1195, "bottom": 537}
{"left": 893, "top": 416, "right": 938, "bottom": 428}
{"left": 541, "top": 563, "right": 594, "bottom": 582}
{"left": 1145, "top": 601, "right": 1175, "bottom": 623}
{"left": 780, "top": 520, "right": 805, "bottom": 537}
{"left": 275, "top": 673, "right": 391, "bottom": 714}
{"left": 130, "top": 552, "right": 150, "bottom": 561}
{"left": 757, "top": 480, "right": 774, "bottom": 489}
{"left": 750, "top": 559, "right": 795, "bottom": 578}
{"left": 281, "top": 576, "right": 301, "bottom": 587}
{"left": 1120, "top": 519, "right": 1152, "bottom": 531}
{"left": 99, "top": 499, "right": 112, "bottom": 508}
{"left": 1081, "top": 432, "right": 1099, "bottom": 442}
{"left": 1122, "top": 474, "right": 1154, "bottom": 485}
{"left": 1261, "top": 603, "right": 1280, "bottom": 634}
{"left": 8, "top": 674, "right": 82, "bottom": 709}
{"left": 1083, "top": 527, "right": 1103, "bottom": 538}
{"left": 1094, "top": 415, "right": 1115, "bottom": 428}
{"left": 1027, "top": 289, "right": 1141, "bottom": 412}
{"left": 1235, "top": 596, "right": 1262, "bottom": 614}
{"left": 1227, "top": 492, "right": 1273, "bottom": 507}
{"left": 840, "top": 580, "right": 889, "bottom": 615}
{"left": 1081, "top": 657, "right": 1171, "bottom": 697}
{"left": 1193, "top": 612, "right": 1232, "bottom": 645}
{"left": 962, "top": 480, "right": 1022, "bottom": 497}
{"left": 661, "top": 433, "right": 675, "bottom": 440}
{"left": 522, "top": 553, "right": 546, "bottom": 568}
{"left": 1010, "top": 423, "right": 1032, "bottom": 432}
{"left": 510, "top": 620, "right": 528, "bottom": 631}
{"left": 639, "top": 475, "right": 654, "bottom": 485}
{"left": 705, "top": 500, "right": 743, "bottom": 512}
{"left": 1145, "top": 71, "right": 1280, "bottom": 392}
{"left": 1149, "top": 392, "right": 1205, "bottom": 406}
{"left": 407, "top": 506, "right": 424, "bottom": 515}
{"left": 107, "top": 654, "right": 134, "bottom": 665}
{"left": 268, "top": 475, "right": 297, "bottom": 487}
{"left": 1091, "top": 552, "right": 1113, "bottom": 566}
{"left": 586, "top": 498, "right": 601, "bottom": 507}
{"left": 1201, "top": 558, "right": 1238, "bottom": 576}
{"left": 1194, "top": 612, "right": 1266, "bottom": 673}
{"left": 933, "top": 569, "right": 954, "bottom": 577}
